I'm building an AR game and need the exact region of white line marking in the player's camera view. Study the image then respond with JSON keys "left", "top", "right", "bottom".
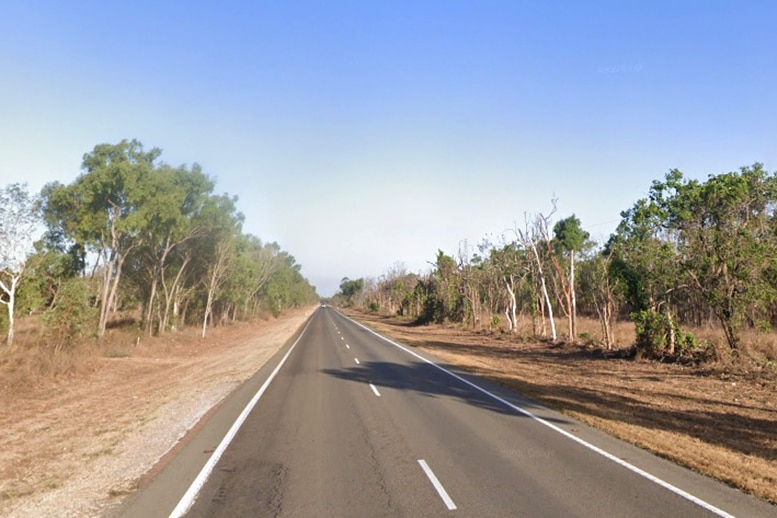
{"left": 418, "top": 459, "right": 457, "bottom": 510}
{"left": 346, "top": 344, "right": 350, "bottom": 349}
{"left": 169, "top": 318, "right": 314, "bottom": 518}
{"left": 344, "top": 314, "right": 734, "bottom": 518}
{"left": 354, "top": 357, "right": 360, "bottom": 365}
{"left": 369, "top": 383, "right": 381, "bottom": 397}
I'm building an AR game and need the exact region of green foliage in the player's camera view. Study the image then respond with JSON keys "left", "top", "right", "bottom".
{"left": 261, "top": 251, "right": 318, "bottom": 316}
{"left": 553, "top": 215, "right": 589, "bottom": 253}
{"left": 428, "top": 250, "right": 467, "bottom": 324}
{"left": 631, "top": 309, "right": 700, "bottom": 358}
{"left": 34, "top": 139, "right": 317, "bottom": 339}
{"left": 337, "top": 277, "right": 364, "bottom": 307}
{"left": 611, "top": 164, "right": 777, "bottom": 351}
{"left": 632, "top": 309, "right": 672, "bottom": 355}
{"left": 41, "top": 278, "right": 98, "bottom": 349}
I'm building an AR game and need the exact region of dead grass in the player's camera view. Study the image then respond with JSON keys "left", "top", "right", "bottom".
{"left": 0, "top": 344, "right": 100, "bottom": 393}
{"left": 0, "top": 308, "right": 312, "bottom": 516}
{"left": 352, "top": 310, "right": 777, "bottom": 506}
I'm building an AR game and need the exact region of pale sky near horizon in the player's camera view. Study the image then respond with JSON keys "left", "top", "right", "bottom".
{"left": 2, "top": 1, "right": 776, "bottom": 296}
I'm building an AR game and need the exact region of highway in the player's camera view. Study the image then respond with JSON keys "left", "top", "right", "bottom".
{"left": 116, "top": 307, "right": 777, "bottom": 517}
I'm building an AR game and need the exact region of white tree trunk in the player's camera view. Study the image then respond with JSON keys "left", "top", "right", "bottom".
{"left": 505, "top": 277, "right": 517, "bottom": 332}
{"left": 570, "top": 251, "right": 577, "bottom": 341}
{"left": 0, "top": 274, "right": 19, "bottom": 346}
{"left": 530, "top": 239, "right": 556, "bottom": 342}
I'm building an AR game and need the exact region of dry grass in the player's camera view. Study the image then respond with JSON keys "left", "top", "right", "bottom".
{"left": 352, "top": 310, "right": 777, "bottom": 506}
{"left": 0, "top": 308, "right": 313, "bottom": 516}
{"left": 0, "top": 343, "right": 100, "bottom": 394}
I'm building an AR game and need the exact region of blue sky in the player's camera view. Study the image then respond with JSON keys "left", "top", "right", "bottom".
{"left": 2, "top": 1, "right": 775, "bottom": 296}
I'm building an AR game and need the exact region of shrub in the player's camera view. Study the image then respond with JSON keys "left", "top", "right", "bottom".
{"left": 41, "top": 279, "right": 98, "bottom": 350}
{"left": 632, "top": 308, "right": 707, "bottom": 359}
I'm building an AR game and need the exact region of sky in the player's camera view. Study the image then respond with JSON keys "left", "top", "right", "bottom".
{"left": 1, "top": 1, "right": 776, "bottom": 296}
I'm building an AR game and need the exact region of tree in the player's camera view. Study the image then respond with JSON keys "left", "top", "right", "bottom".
{"left": 610, "top": 165, "right": 777, "bottom": 354}
{"left": 487, "top": 240, "right": 528, "bottom": 333}
{"left": 663, "top": 165, "right": 777, "bottom": 350}
{"left": 263, "top": 252, "right": 317, "bottom": 315}
{"left": 578, "top": 248, "right": 619, "bottom": 349}
{"left": 131, "top": 163, "right": 214, "bottom": 335}
{"left": 610, "top": 191, "right": 688, "bottom": 356}
{"left": 338, "top": 277, "right": 364, "bottom": 306}
{"left": 42, "top": 139, "right": 162, "bottom": 337}
{"left": 0, "top": 183, "right": 40, "bottom": 346}
{"left": 192, "top": 193, "right": 243, "bottom": 338}
{"left": 518, "top": 214, "right": 557, "bottom": 342}
{"left": 553, "top": 215, "right": 590, "bottom": 341}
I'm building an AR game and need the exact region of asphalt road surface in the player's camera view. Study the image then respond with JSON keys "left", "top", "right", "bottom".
{"left": 116, "top": 307, "right": 777, "bottom": 517}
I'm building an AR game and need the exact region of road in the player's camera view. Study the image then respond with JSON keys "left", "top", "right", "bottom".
{"left": 116, "top": 307, "right": 776, "bottom": 517}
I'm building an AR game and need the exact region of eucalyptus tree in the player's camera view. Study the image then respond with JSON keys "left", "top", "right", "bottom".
{"left": 263, "top": 251, "right": 317, "bottom": 315}
{"left": 518, "top": 214, "right": 557, "bottom": 342}
{"left": 337, "top": 277, "right": 364, "bottom": 307}
{"left": 609, "top": 191, "right": 685, "bottom": 355}
{"left": 578, "top": 248, "right": 619, "bottom": 349}
{"left": 42, "top": 139, "right": 162, "bottom": 337}
{"left": 132, "top": 163, "right": 214, "bottom": 335}
{"left": 487, "top": 241, "right": 528, "bottom": 333}
{"left": 425, "top": 250, "right": 466, "bottom": 323}
{"left": 610, "top": 164, "right": 777, "bottom": 353}
{"left": 659, "top": 165, "right": 777, "bottom": 350}
{"left": 192, "top": 193, "right": 243, "bottom": 337}
{"left": 553, "top": 215, "right": 590, "bottom": 341}
{"left": 219, "top": 235, "right": 283, "bottom": 321}
{"left": 0, "top": 183, "right": 40, "bottom": 346}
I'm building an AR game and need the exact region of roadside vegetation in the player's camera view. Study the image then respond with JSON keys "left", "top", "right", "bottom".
{"left": 334, "top": 163, "right": 777, "bottom": 370}
{"left": 0, "top": 139, "right": 318, "bottom": 384}
{"left": 331, "top": 163, "right": 777, "bottom": 504}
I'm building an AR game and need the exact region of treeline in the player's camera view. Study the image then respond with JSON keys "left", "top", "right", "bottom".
{"left": 336, "top": 163, "right": 777, "bottom": 360}
{"left": 0, "top": 139, "right": 318, "bottom": 347}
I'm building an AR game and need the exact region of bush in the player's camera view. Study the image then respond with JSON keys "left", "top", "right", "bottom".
{"left": 41, "top": 279, "right": 98, "bottom": 350}
{"left": 632, "top": 309, "right": 702, "bottom": 358}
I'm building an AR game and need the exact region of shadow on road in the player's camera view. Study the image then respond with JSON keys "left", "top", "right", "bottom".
{"left": 323, "top": 359, "right": 571, "bottom": 424}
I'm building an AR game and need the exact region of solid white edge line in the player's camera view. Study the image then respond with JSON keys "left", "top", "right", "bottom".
{"left": 344, "top": 314, "right": 735, "bottom": 518}
{"left": 418, "top": 459, "right": 457, "bottom": 510}
{"left": 168, "top": 317, "right": 314, "bottom": 518}
{"left": 369, "top": 383, "right": 381, "bottom": 397}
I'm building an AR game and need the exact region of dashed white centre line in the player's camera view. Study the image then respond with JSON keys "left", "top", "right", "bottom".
{"left": 418, "top": 459, "right": 456, "bottom": 510}
{"left": 346, "top": 313, "right": 734, "bottom": 518}
{"left": 345, "top": 344, "right": 350, "bottom": 349}
{"left": 369, "top": 383, "right": 381, "bottom": 397}
{"left": 354, "top": 357, "right": 360, "bottom": 364}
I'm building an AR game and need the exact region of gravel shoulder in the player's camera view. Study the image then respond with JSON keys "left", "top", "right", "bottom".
{"left": 0, "top": 308, "right": 313, "bottom": 518}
